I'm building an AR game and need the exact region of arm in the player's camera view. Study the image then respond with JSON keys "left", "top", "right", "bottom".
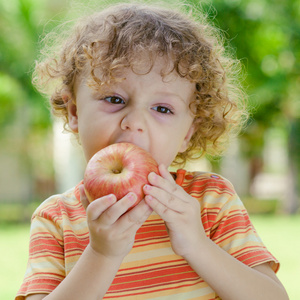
{"left": 26, "top": 245, "right": 124, "bottom": 300}
{"left": 26, "top": 187, "right": 152, "bottom": 300}
{"left": 185, "top": 237, "right": 288, "bottom": 300}
{"left": 25, "top": 245, "right": 122, "bottom": 300}
{"left": 144, "top": 164, "right": 289, "bottom": 300}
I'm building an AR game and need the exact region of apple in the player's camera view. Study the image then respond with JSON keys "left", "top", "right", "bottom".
{"left": 83, "top": 143, "right": 159, "bottom": 209}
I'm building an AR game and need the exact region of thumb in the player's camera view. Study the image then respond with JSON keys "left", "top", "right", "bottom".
{"left": 79, "top": 184, "right": 90, "bottom": 210}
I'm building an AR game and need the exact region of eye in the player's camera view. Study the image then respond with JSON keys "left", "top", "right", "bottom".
{"left": 152, "top": 106, "right": 173, "bottom": 114}
{"left": 104, "top": 96, "right": 125, "bottom": 104}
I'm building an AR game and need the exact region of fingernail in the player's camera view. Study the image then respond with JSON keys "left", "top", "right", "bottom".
{"left": 128, "top": 193, "right": 136, "bottom": 202}
{"left": 144, "top": 184, "right": 151, "bottom": 191}
{"left": 108, "top": 194, "right": 116, "bottom": 200}
{"left": 149, "top": 172, "right": 157, "bottom": 180}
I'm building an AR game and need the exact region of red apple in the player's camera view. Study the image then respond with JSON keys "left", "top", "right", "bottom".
{"left": 84, "top": 143, "right": 159, "bottom": 209}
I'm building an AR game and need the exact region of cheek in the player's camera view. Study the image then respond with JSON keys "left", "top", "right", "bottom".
{"left": 151, "top": 141, "right": 181, "bottom": 166}
{"left": 78, "top": 124, "right": 101, "bottom": 158}
{"left": 152, "top": 124, "right": 191, "bottom": 162}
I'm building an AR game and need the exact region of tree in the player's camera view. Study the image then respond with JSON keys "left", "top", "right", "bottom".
{"left": 0, "top": 0, "right": 69, "bottom": 202}
{"left": 197, "top": 0, "right": 300, "bottom": 212}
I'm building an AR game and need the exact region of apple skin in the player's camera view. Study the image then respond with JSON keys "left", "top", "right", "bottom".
{"left": 83, "top": 143, "right": 159, "bottom": 209}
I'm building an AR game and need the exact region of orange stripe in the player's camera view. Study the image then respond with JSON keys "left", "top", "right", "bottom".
{"left": 17, "top": 170, "right": 279, "bottom": 300}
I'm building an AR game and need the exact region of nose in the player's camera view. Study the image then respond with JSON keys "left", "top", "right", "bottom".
{"left": 120, "top": 109, "right": 145, "bottom": 132}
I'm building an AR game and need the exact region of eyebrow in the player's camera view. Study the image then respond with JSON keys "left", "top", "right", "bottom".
{"left": 157, "top": 92, "right": 190, "bottom": 105}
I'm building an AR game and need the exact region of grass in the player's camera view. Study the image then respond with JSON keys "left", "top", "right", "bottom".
{"left": 250, "top": 214, "right": 300, "bottom": 300}
{"left": 1, "top": 215, "right": 299, "bottom": 300}
{"left": 0, "top": 223, "right": 31, "bottom": 300}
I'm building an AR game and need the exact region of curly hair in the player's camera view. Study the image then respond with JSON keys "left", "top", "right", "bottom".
{"left": 33, "top": 1, "right": 247, "bottom": 165}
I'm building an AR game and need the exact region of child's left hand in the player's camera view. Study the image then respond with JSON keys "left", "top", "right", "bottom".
{"left": 144, "top": 164, "right": 207, "bottom": 259}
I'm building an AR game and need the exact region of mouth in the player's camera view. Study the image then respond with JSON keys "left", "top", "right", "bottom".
{"left": 115, "top": 141, "right": 147, "bottom": 152}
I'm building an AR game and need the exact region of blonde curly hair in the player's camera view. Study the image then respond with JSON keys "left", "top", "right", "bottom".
{"left": 33, "top": 1, "right": 247, "bottom": 165}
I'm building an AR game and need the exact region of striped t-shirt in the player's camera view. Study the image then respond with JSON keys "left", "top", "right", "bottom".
{"left": 16, "top": 170, "right": 279, "bottom": 299}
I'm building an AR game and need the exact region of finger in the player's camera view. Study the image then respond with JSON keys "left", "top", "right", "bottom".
{"left": 99, "top": 192, "right": 138, "bottom": 225}
{"left": 144, "top": 184, "right": 183, "bottom": 213}
{"left": 158, "top": 164, "right": 176, "bottom": 182}
{"left": 86, "top": 194, "right": 117, "bottom": 221}
{"left": 144, "top": 194, "right": 176, "bottom": 221}
{"left": 148, "top": 166, "right": 178, "bottom": 193}
{"left": 118, "top": 199, "right": 153, "bottom": 233}
{"left": 79, "top": 184, "right": 90, "bottom": 210}
{"left": 147, "top": 171, "right": 188, "bottom": 204}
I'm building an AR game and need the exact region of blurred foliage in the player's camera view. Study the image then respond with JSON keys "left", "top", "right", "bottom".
{"left": 0, "top": 0, "right": 71, "bottom": 202}
{"left": 1, "top": 0, "right": 299, "bottom": 136}
{"left": 203, "top": 0, "right": 300, "bottom": 212}
{"left": 0, "top": 0, "right": 68, "bottom": 133}
{"left": 206, "top": 0, "right": 300, "bottom": 157}
{"left": 0, "top": 0, "right": 299, "bottom": 209}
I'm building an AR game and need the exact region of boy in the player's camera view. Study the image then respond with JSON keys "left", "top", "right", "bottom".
{"left": 17, "top": 2, "right": 288, "bottom": 299}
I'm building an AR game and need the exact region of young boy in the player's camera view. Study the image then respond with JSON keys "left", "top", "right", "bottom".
{"left": 16, "top": 2, "right": 288, "bottom": 300}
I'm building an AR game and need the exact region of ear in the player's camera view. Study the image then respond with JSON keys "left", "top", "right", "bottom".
{"left": 179, "top": 123, "right": 195, "bottom": 153}
{"left": 62, "top": 89, "right": 78, "bottom": 133}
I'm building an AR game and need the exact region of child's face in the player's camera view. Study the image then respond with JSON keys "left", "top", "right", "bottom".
{"left": 67, "top": 57, "right": 195, "bottom": 167}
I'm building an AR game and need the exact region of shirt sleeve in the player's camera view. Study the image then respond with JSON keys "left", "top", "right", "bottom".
{"left": 206, "top": 178, "right": 279, "bottom": 273}
{"left": 15, "top": 200, "right": 66, "bottom": 299}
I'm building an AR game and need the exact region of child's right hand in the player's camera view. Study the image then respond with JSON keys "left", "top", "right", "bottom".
{"left": 79, "top": 184, "right": 153, "bottom": 259}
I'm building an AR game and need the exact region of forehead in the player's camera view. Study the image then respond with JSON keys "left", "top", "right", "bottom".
{"left": 75, "top": 55, "right": 195, "bottom": 100}
{"left": 123, "top": 57, "right": 194, "bottom": 91}
{"left": 94, "top": 54, "right": 190, "bottom": 81}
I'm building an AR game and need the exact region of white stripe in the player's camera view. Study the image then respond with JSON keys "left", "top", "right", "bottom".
{"left": 152, "top": 286, "right": 215, "bottom": 299}
{"left": 123, "top": 246, "right": 175, "bottom": 263}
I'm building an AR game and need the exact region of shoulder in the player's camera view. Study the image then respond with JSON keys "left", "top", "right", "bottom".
{"left": 32, "top": 183, "right": 85, "bottom": 223}
{"left": 177, "top": 169, "right": 244, "bottom": 216}
{"left": 178, "top": 169, "right": 236, "bottom": 197}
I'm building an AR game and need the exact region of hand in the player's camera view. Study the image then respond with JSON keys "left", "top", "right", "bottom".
{"left": 143, "top": 165, "right": 207, "bottom": 259}
{"left": 79, "top": 185, "right": 153, "bottom": 259}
